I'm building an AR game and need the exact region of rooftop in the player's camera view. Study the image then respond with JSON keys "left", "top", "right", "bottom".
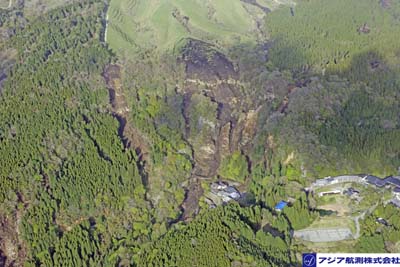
{"left": 366, "top": 175, "right": 386, "bottom": 187}
{"left": 385, "top": 176, "right": 400, "bottom": 187}
{"left": 275, "top": 201, "right": 288, "bottom": 211}
{"left": 224, "top": 186, "right": 239, "bottom": 194}
{"left": 390, "top": 198, "right": 400, "bottom": 208}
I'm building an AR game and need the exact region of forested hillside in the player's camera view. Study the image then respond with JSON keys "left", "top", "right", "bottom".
{"left": 266, "top": 0, "right": 400, "bottom": 72}
{"left": 0, "top": 1, "right": 151, "bottom": 266}
{"left": 0, "top": 0, "right": 399, "bottom": 266}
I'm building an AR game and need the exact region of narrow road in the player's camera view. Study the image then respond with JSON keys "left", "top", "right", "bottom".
{"left": 104, "top": 13, "right": 109, "bottom": 42}
{"left": 353, "top": 214, "right": 362, "bottom": 239}
{"left": 352, "top": 203, "right": 378, "bottom": 239}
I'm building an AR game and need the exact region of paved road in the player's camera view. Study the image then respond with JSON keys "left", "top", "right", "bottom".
{"left": 104, "top": 13, "right": 109, "bottom": 42}
{"left": 352, "top": 203, "right": 378, "bottom": 239}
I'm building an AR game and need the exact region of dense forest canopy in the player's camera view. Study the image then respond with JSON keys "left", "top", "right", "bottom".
{"left": 0, "top": 0, "right": 399, "bottom": 266}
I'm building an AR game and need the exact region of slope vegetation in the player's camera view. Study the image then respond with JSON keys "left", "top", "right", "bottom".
{"left": 266, "top": 0, "right": 400, "bottom": 72}
{"left": 106, "top": 0, "right": 293, "bottom": 54}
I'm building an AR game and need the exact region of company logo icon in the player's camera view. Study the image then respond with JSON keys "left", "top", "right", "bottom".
{"left": 303, "top": 253, "right": 317, "bottom": 267}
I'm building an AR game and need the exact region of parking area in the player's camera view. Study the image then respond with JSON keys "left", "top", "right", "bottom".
{"left": 294, "top": 228, "right": 353, "bottom": 242}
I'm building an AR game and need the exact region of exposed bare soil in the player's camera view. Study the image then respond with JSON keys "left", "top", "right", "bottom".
{"left": 103, "top": 64, "right": 150, "bottom": 163}
{"left": 0, "top": 207, "right": 27, "bottom": 267}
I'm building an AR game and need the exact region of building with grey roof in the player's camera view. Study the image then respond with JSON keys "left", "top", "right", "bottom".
{"left": 385, "top": 176, "right": 400, "bottom": 187}
{"left": 390, "top": 198, "right": 400, "bottom": 208}
{"left": 365, "top": 175, "right": 386, "bottom": 187}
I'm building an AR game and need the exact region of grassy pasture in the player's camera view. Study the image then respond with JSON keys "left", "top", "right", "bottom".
{"left": 106, "top": 0, "right": 291, "bottom": 56}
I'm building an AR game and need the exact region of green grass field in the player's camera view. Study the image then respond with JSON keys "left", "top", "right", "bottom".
{"left": 106, "top": 0, "right": 293, "bottom": 56}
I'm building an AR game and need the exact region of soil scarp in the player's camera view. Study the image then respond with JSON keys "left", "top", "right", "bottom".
{"left": 180, "top": 38, "right": 238, "bottom": 83}
{"left": 103, "top": 64, "right": 151, "bottom": 188}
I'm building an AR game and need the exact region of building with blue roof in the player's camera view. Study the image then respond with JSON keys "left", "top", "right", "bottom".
{"left": 275, "top": 201, "right": 288, "bottom": 212}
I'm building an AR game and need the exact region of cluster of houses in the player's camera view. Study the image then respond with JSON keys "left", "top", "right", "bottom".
{"left": 204, "top": 174, "right": 400, "bottom": 212}
{"left": 210, "top": 182, "right": 241, "bottom": 202}
{"left": 205, "top": 181, "right": 241, "bottom": 207}
{"left": 205, "top": 181, "right": 292, "bottom": 213}
{"left": 309, "top": 174, "right": 400, "bottom": 208}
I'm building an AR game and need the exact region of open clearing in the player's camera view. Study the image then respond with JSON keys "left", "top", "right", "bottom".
{"left": 318, "top": 203, "right": 350, "bottom": 216}
{"left": 294, "top": 228, "right": 353, "bottom": 243}
{"left": 106, "top": 0, "right": 293, "bottom": 56}
{"left": 0, "top": 0, "right": 11, "bottom": 9}
{"left": 309, "top": 216, "right": 356, "bottom": 234}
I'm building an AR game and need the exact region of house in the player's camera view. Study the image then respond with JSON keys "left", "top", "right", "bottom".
{"left": 213, "top": 184, "right": 241, "bottom": 202}
{"left": 221, "top": 186, "right": 241, "bottom": 200}
{"left": 312, "top": 175, "right": 363, "bottom": 188}
{"left": 344, "top": 187, "right": 360, "bottom": 197}
{"left": 211, "top": 181, "right": 228, "bottom": 191}
{"left": 318, "top": 189, "right": 342, "bottom": 197}
{"left": 376, "top": 217, "right": 389, "bottom": 226}
{"left": 390, "top": 198, "right": 400, "bottom": 208}
{"left": 385, "top": 176, "right": 400, "bottom": 188}
{"left": 365, "top": 175, "right": 386, "bottom": 187}
{"left": 312, "top": 177, "right": 335, "bottom": 187}
{"left": 209, "top": 182, "right": 241, "bottom": 204}
{"left": 357, "top": 23, "right": 371, "bottom": 34}
{"left": 275, "top": 201, "right": 288, "bottom": 212}
{"left": 393, "top": 187, "right": 400, "bottom": 197}
{"left": 334, "top": 175, "right": 364, "bottom": 184}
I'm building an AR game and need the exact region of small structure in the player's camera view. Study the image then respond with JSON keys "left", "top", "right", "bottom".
{"left": 390, "top": 198, "right": 400, "bottom": 208}
{"left": 312, "top": 175, "right": 364, "bottom": 188}
{"left": 209, "top": 181, "right": 241, "bottom": 203}
{"left": 318, "top": 189, "right": 342, "bottom": 197}
{"left": 275, "top": 201, "right": 288, "bottom": 212}
{"left": 335, "top": 175, "right": 364, "bottom": 184}
{"left": 385, "top": 176, "right": 400, "bottom": 187}
{"left": 393, "top": 187, "right": 400, "bottom": 197}
{"left": 217, "top": 186, "right": 241, "bottom": 202}
{"left": 380, "top": 0, "right": 391, "bottom": 9}
{"left": 211, "top": 181, "right": 228, "bottom": 191}
{"left": 313, "top": 177, "right": 335, "bottom": 187}
{"left": 344, "top": 187, "right": 360, "bottom": 197}
{"left": 365, "top": 175, "right": 386, "bottom": 187}
{"left": 357, "top": 23, "right": 371, "bottom": 34}
{"left": 370, "top": 60, "right": 381, "bottom": 69}
{"left": 376, "top": 217, "right": 389, "bottom": 227}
